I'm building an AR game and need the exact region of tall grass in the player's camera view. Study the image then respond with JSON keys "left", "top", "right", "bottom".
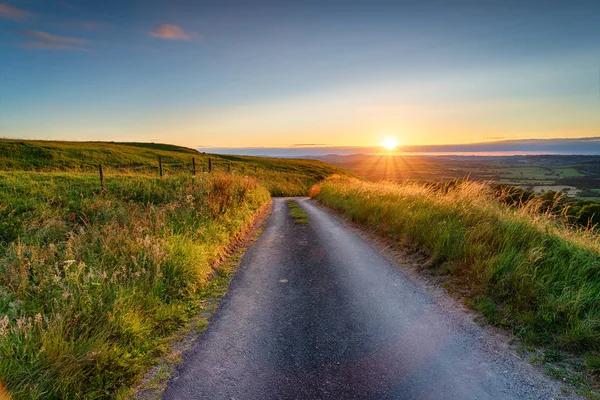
{"left": 0, "top": 172, "right": 270, "bottom": 399}
{"left": 313, "top": 177, "right": 600, "bottom": 354}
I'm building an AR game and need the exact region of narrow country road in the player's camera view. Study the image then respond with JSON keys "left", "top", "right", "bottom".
{"left": 164, "top": 198, "right": 569, "bottom": 400}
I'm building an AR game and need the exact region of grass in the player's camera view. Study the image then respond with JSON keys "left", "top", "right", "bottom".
{"left": 0, "top": 139, "right": 199, "bottom": 171}
{"left": 132, "top": 239, "right": 262, "bottom": 399}
{"left": 0, "top": 171, "right": 270, "bottom": 399}
{"left": 0, "top": 139, "right": 350, "bottom": 197}
{"left": 287, "top": 200, "right": 309, "bottom": 225}
{"left": 0, "top": 139, "right": 348, "bottom": 398}
{"left": 312, "top": 177, "right": 600, "bottom": 370}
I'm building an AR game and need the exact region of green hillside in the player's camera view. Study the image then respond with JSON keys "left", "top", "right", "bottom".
{"left": 0, "top": 139, "right": 350, "bottom": 196}
{"left": 0, "top": 139, "right": 352, "bottom": 398}
{"left": 0, "top": 140, "right": 199, "bottom": 170}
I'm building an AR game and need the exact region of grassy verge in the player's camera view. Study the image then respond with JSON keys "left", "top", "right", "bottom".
{"left": 287, "top": 200, "right": 309, "bottom": 225}
{"left": 312, "top": 177, "right": 600, "bottom": 393}
{"left": 132, "top": 249, "right": 246, "bottom": 400}
{"left": 133, "top": 205, "right": 270, "bottom": 400}
{"left": 0, "top": 171, "right": 270, "bottom": 399}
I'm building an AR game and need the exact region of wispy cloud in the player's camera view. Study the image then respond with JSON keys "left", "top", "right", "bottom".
{"left": 20, "top": 30, "right": 88, "bottom": 51}
{"left": 21, "top": 41, "right": 82, "bottom": 51}
{"left": 53, "top": 20, "right": 106, "bottom": 30}
{"left": 149, "top": 24, "right": 193, "bottom": 40}
{"left": 0, "top": 3, "right": 32, "bottom": 20}
{"left": 23, "top": 30, "right": 85, "bottom": 44}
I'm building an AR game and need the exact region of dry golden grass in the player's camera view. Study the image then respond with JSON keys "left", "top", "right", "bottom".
{"left": 314, "top": 177, "right": 600, "bottom": 357}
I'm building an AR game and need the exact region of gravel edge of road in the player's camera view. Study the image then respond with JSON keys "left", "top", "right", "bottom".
{"left": 131, "top": 200, "right": 273, "bottom": 400}
{"left": 308, "top": 198, "right": 586, "bottom": 399}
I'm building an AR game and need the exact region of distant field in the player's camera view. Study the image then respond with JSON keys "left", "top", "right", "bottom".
{"left": 0, "top": 139, "right": 350, "bottom": 196}
{"left": 530, "top": 185, "right": 581, "bottom": 197}
{"left": 315, "top": 153, "right": 600, "bottom": 199}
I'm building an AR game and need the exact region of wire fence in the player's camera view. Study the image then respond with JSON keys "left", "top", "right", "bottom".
{"left": 96, "top": 156, "right": 259, "bottom": 192}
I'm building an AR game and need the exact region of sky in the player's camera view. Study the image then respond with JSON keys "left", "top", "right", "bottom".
{"left": 202, "top": 137, "right": 600, "bottom": 157}
{"left": 1, "top": 0, "right": 599, "bottom": 149}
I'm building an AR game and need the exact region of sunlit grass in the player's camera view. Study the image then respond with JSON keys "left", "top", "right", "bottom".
{"left": 287, "top": 200, "right": 309, "bottom": 225}
{"left": 0, "top": 139, "right": 351, "bottom": 197}
{"left": 313, "top": 177, "right": 600, "bottom": 356}
{"left": 0, "top": 171, "right": 270, "bottom": 399}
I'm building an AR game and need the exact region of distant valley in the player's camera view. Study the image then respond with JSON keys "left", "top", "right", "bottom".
{"left": 314, "top": 154, "right": 600, "bottom": 200}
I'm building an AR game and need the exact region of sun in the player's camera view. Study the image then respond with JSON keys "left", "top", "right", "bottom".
{"left": 380, "top": 137, "right": 399, "bottom": 151}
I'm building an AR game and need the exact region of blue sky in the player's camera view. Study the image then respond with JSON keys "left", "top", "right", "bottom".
{"left": 1, "top": 0, "right": 599, "bottom": 148}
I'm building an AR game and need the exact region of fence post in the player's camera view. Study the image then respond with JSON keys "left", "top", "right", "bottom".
{"left": 254, "top": 165, "right": 257, "bottom": 173}
{"left": 208, "top": 157, "right": 212, "bottom": 173}
{"left": 227, "top": 164, "right": 231, "bottom": 173}
{"left": 158, "top": 156, "right": 163, "bottom": 178}
{"left": 192, "top": 157, "right": 196, "bottom": 176}
{"left": 98, "top": 164, "right": 105, "bottom": 192}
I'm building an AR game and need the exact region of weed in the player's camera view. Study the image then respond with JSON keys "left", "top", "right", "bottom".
{"left": 585, "top": 354, "right": 600, "bottom": 372}
{"left": 476, "top": 298, "right": 500, "bottom": 325}
{"left": 544, "top": 348, "right": 565, "bottom": 363}
{"left": 287, "top": 200, "right": 309, "bottom": 225}
{"left": 544, "top": 365, "right": 567, "bottom": 380}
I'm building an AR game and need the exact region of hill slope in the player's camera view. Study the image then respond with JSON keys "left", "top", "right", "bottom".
{"left": 0, "top": 139, "right": 351, "bottom": 196}
{"left": 0, "top": 139, "right": 350, "bottom": 397}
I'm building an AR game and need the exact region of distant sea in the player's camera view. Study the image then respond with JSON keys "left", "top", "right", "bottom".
{"left": 197, "top": 138, "right": 600, "bottom": 157}
{"left": 197, "top": 148, "right": 600, "bottom": 158}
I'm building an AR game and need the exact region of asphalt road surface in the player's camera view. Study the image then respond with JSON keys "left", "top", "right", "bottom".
{"left": 164, "top": 198, "right": 569, "bottom": 400}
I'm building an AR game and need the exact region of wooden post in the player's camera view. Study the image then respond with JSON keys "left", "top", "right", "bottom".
{"left": 208, "top": 157, "right": 212, "bottom": 173}
{"left": 254, "top": 165, "right": 257, "bottom": 173}
{"left": 227, "top": 164, "right": 231, "bottom": 173}
{"left": 98, "top": 164, "right": 105, "bottom": 192}
{"left": 158, "top": 156, "right": 163, "bottom": 177}
{"left": 192, "top": 157, "right": 196, "bottom": 175}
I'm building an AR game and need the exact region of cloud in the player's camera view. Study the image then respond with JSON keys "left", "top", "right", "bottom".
{"left": 20, "top": 30, "right": 87, "bottom": 51}
{"left": 149, "top": 24, "right": 192, "bottom": 40}
{"left": 53, "top": 20, "right": 106, "bottom": 30}
{"left": 23, "top": 30, "right": 86, "bottom": 44}
{"left": 0, "top": 4, "right": 31, "bottom": 20}
{"left": 21, "top": 42, "right": 83, "bottom": 51}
